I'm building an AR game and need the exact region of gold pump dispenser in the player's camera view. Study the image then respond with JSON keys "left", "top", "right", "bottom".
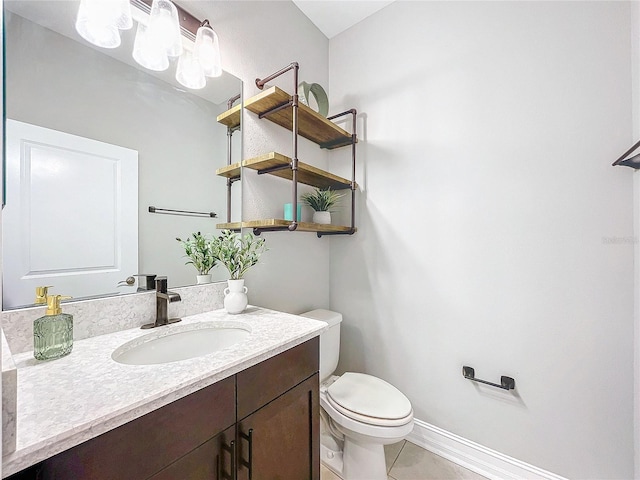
{"left": 34, "top": 286, "right": 53, "bottom": 305}
{"left": 45, "top": 295, "right": 72, "bottom": 315}
{"left": 34, "top": 295, "right": 74, "bottom": 360}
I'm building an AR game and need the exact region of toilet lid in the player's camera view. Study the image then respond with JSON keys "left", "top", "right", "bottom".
{"left": 326, "top": 372, "right": 413, "bottom": 427}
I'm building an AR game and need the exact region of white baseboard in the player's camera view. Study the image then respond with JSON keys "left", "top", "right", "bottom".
{"left": 407, "top": 419, "right": 568, "bottom": 480}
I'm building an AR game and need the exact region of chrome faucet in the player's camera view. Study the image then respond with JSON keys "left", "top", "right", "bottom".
{"left": 141, "top": 276, "right": 182, "bottom": 329}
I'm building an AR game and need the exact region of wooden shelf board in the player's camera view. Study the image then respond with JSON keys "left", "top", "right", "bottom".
{"left": 243, "top": 152, "right": 353, "bottom": 190}
{"left": 244, "top": 86, "right": 354, "bottom": 150}
{"left": 216, "top": 162, "right": 242, "bottom": 179}
{"left": 217, "top": 219, "right": 354, "bottom": 233}
{"left": 216, "top": 104, "right": 241, "bottom": 129}
{"left": 216, "top": 222, "right": 243, "bottom": 230}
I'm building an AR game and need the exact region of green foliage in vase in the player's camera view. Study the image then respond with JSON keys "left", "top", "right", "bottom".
{"left": 176, "top": 232, "right": 217, "bottom": 275}
{"left": 300, "top": 187, "right": 344, "bottom": 212}
{"left": 211, "top": 230, "right": 267, "bottom": 280}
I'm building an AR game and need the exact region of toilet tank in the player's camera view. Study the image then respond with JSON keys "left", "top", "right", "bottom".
{"left": 300, "top": 309, "right": 342, "bottom": 382}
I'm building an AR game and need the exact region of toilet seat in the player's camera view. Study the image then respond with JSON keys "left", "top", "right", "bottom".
{"left": 326, "top": 373, "right": 413, "bottom": 427}
{"left": 320, "top": 390, "right": 414, "bottom": 442}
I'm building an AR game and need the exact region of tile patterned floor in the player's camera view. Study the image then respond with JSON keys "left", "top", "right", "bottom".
{"left": 320, "top": 440, "right": 489, "bottom": 480}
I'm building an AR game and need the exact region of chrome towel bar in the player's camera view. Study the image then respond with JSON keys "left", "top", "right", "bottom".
{"left": 148, "top": 206, "right": 217, "bottom": 218}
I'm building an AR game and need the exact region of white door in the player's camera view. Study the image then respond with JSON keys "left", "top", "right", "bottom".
{"left": 3, "top": 120, "right": 138, "bottom": 308}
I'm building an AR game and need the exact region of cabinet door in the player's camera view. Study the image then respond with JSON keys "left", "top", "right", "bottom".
{"left": 237, "top": 373, "right": 319, "bottom": 480}
{"left": 148, "top": 426, "right": 235, "bottom": 480}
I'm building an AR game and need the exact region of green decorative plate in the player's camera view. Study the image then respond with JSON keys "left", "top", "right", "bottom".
{"left": 298, "top": 81, "right": 329, "bottom": 117}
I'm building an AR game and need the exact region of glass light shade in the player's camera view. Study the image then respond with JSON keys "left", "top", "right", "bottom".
{"left": 132, "top": 22, "right": 169, "bottom": 72}
{"left": 114, "top": 0, "right": 133, "bottom": 30}
{"left": 147, "top": 0, "right": 183, "bottom": 57}
{"left": 176, "top": 51, "right": 206, "bottom": 90}
{"left": 75, "top": 0, "right": 132, "bottom": 48}
{"left": 75, "top": 0, "right": 122, "bottom": 48}
{"left": 195, "top": 24, "right": 222, "bottom": 78}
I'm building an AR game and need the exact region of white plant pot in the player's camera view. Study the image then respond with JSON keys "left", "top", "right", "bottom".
{"left": 224, "top": 279, "right": 248, "bottom": 314}
{"left": 196, "top": 274, "right": 212, "bottom": 284}
{"left": 313, "top": 211, "right": 331, "bottom": 225}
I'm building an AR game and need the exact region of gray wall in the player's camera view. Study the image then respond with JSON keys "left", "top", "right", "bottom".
{"left": 328, "top": 2, "right": 634, "bottom": 478}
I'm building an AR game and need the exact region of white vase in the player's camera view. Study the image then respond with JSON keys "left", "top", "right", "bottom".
{"left": 224, "top": 279, "right": 248, "bottom": 314}
{"left": 313, "top": 211, "right": 331, "bottom": 225}
{"left": 196, "top": 274, "right": 212, "bottom": 284}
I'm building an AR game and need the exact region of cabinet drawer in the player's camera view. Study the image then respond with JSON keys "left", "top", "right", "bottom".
{"left": 237, "top": 337, "right": 319, "bottom": 420}
{"left": 41, "top": 375, "right": 235, "bottom": 480}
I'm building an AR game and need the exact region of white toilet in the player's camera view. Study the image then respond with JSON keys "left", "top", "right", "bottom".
{"left": 301, "top": 309, "right": 414, "bottom": 480}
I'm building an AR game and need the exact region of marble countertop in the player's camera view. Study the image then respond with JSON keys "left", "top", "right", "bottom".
{"left": 2, "top": 306, "right": 327, "bottom": 477}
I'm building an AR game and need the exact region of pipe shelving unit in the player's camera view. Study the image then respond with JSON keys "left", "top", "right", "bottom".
{"left": 215, "top": 62, "right": 358, "bottom": 238}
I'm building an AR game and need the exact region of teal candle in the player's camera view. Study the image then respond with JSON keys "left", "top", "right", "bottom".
{"left": 284, "top": 203, "right": 302, "bottom": 221}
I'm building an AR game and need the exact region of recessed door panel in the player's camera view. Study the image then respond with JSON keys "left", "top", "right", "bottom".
{"left": 3, "top": 120, "right": 138, "bottom": 308}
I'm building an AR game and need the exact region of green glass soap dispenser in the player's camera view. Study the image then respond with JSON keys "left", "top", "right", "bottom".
{"left": 34, "top": 295, "right": 73, "bottom": 360}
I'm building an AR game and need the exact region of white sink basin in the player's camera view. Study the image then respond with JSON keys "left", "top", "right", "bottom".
{"left": 112, "top": 323, "right": 251, "bottom": 365}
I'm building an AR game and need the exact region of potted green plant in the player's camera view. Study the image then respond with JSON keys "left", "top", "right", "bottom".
{"left": 176, "top": 232, "right": 217, "bottom": 284}
{"left": 300, "top": 187, "right": 344, "bottom": 225}
{"left": 211, "top": 230, "right": 267, "bottom": 313}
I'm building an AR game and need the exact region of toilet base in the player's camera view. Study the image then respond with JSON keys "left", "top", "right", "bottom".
{"left": 343, "top": 438, "right": 387, "bottom": 480}
{"left": 320, "top": 419, "right": 389, "bottom": 480}
{"left": 320, "top": 443, "right": 344, "bottom": 478}
{"left": 320, "top": 438, "right": 387, "bottom": 480}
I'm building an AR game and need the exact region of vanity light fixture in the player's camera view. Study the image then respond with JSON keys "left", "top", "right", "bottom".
{"left": 194, "top": 20, "right": 222, "bottom": 78}
{"left": 75, "top": 0, "right": 222, "bottom": 90}
{"left": 75, "top": 0, "right": 133, "bottom": 49}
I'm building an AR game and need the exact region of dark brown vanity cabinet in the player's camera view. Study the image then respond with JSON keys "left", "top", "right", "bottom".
{"left": 9, "top": 338, "right": 319, "bottom": 480}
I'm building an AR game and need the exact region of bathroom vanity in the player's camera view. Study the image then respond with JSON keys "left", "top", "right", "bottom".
{"left": 2, "top": 307, "right": 325, "bottom": 479}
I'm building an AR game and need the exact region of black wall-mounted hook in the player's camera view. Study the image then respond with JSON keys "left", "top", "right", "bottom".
{"left": 613, "top": 138, "right": 640, "bottom": 169}
{"left": 462, "top": 366, "right": 515, "bottom": 390}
